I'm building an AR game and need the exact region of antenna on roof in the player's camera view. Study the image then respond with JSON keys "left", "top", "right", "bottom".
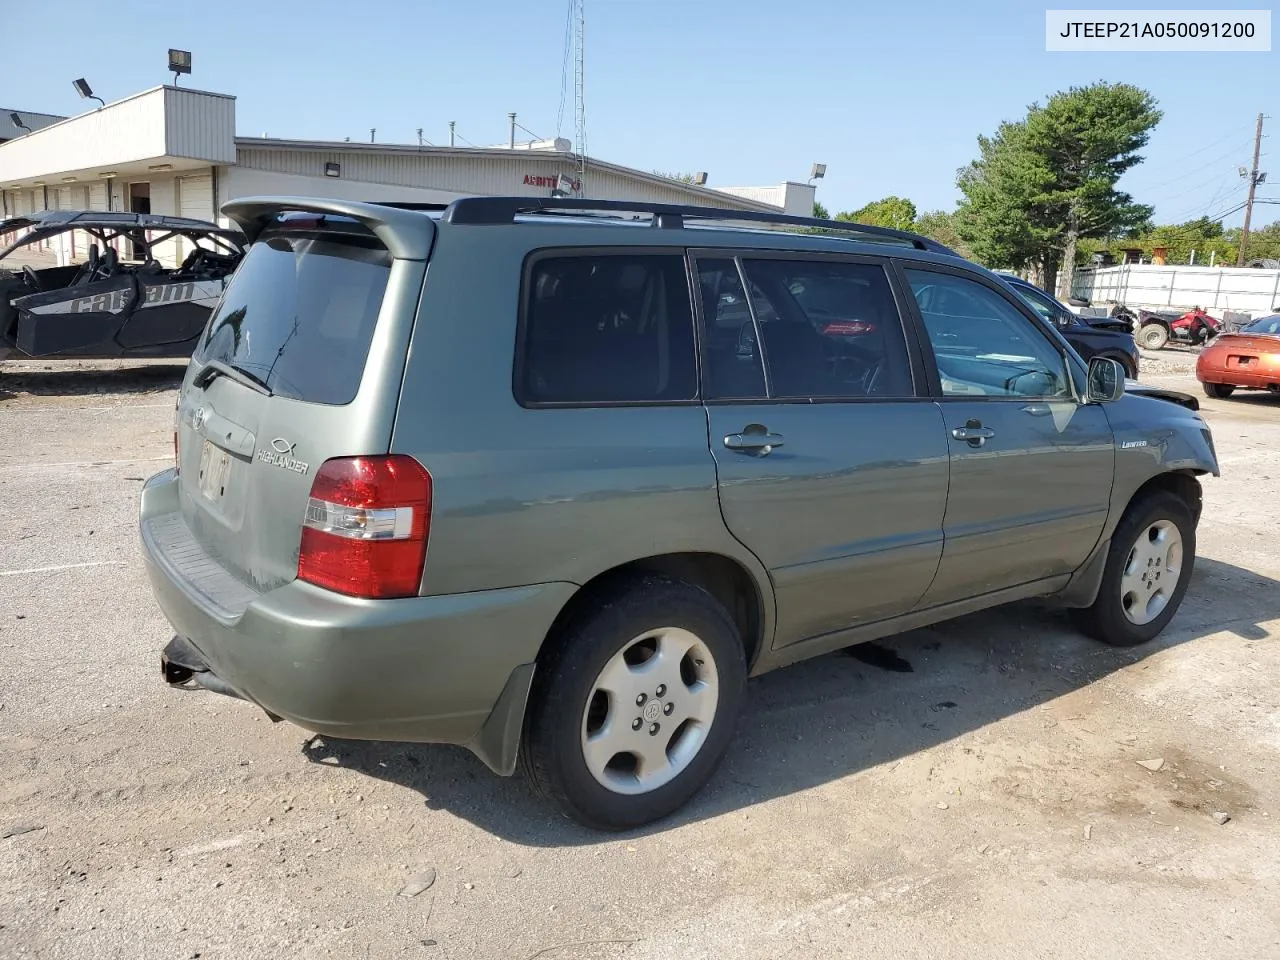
{"left": 370, "top": 128, "right": 376, "bottom": 143}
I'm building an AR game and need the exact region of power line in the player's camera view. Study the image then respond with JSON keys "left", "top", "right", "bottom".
{"left": 1135, "top": 121, "right": 1258, "bottom": 176}
{"left": 1141, "top": 139, "right": 1254, "bottom": 189}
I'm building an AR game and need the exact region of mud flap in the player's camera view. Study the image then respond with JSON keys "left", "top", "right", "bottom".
{"left": 13, "top": 275, "right": 138, "bottom": 356}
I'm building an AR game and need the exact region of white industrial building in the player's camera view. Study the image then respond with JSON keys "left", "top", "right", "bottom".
{"left": 1, "top": 84, "right": 818, "bottom": 266}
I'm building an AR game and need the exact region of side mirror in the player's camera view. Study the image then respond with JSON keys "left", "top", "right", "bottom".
{"left": 1086, "top": 356, "right": 1125, "bottom": 403}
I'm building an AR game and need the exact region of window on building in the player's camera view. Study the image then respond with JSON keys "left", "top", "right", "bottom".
{"left": 518, "top": 253, "right": 698, "bottom": 404}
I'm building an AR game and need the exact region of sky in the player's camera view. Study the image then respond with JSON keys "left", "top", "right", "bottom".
{"left": 5, "top": 0, "right": 1277, "bottom": 228}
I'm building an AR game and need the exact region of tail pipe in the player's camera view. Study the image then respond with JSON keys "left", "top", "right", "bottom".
{"left": 161, "top": 635, "right": 281, "bottom": 722}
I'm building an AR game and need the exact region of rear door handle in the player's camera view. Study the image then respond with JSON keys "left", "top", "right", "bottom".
{"left": 951, "top": 425, "right": 996, "bottom": 447}
{"left": 724, "top": 427, "right": 785, "bottom": 455}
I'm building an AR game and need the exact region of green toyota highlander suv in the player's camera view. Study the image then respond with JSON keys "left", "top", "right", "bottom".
{"left": 141, "top": 196, "right": 1219, "bottom": 830}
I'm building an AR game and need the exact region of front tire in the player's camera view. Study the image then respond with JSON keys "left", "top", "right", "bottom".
{"left": 1071, "top": 490, "right": 1195, "bottom": 647}
{"left": 1138, "top": 323, "right": 1169, "bottom": 350}
{"left": 521, "top": 575, "right": 747, "bottom": 830}
{"left": 1203, "top": 381, "right": 1235, "bottom": 399}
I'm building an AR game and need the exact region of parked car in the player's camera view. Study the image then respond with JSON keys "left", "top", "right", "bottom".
{"left": 142, "top": 197, "right": 1219, "bottom": 830}
{"left": 0, "top": 211, "right": 244, "bottom": 363}
{"left": 996, "top": 274, "right": 1141, "bottom": 377}
{"left": 1196, "top": 313, "right": 1280, "bottom": 398}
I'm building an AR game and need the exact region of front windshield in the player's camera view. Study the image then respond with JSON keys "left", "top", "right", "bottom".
{"left": 1242, "top": 314, "right": 1280, "bottom": 336}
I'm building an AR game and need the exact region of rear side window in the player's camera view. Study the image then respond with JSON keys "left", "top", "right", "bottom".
{"left": 198, "top": 230, "right": 391, "bottom": 405}
{"left": 698, "top": 257, "right": 915, "bottom": 400}
{"left": 518, "top": 253, "right": 698, "bottom": 405}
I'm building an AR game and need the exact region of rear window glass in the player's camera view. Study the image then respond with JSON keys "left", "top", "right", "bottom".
{"left": 198, "top": 231, "right": 391, "bottom": 405}
{"left": 518, "top": 253, "right": 697, "bottom": 404}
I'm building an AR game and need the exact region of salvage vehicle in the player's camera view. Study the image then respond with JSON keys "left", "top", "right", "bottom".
{"left": 997, "top": 274, "right": 1141, "bottom": 377}
{"left": 1110, "top": 303, "right": 1222, "bottom": 351}
{"left": 142, "top": 197, "right": 1220, "bottom": 831}
{"left": 0, "top": 211, "right": 244, "bottom": 362}
{"left": 1196, "top": 313, "right": 1280, "bottom": 398}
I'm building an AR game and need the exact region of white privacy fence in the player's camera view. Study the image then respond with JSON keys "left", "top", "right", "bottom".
{"left": 1072, "top": 264, "right": 1280, "bottom": 317}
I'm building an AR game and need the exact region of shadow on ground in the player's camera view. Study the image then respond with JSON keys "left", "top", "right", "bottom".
{"left": 0, "top": 362, "right": 185, "bottom": 401}
{"left": 304, "top": 555, "right": 1279, "bottom": 846}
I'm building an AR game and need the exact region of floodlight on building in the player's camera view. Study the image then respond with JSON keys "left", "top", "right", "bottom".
{"left": 810, "top": 162, "right": 827, "bottom": 182}
{"left": 694, "top": 172, "right": 708, "bottom": 186}
{"left": 9, "top": 112, "right": 31, "bottom": 135}
{"left": 168, "top": 49, "right": 192, "bottom": 85}
{"left": 73, "top": 78, "right": 105, "bottom": 109}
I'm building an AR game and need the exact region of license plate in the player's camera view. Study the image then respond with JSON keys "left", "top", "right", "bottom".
{"left": 1231, "top": 356, "right": 1255, "bottom": 366}
{"left": 197, "top": 440, "right": 232, "bottom": 501}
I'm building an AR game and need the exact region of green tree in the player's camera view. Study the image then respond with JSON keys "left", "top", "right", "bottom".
{"left": 1234, "top": 219, "right": 1280, "bottom": 263}
{"left": 1139, "top": 216, "right": 1235, "bottom": 266}
{"left": 813, "top": 200, "right": 830, "bottom": 220}
{"left": 955, "top": 120, "right": 1059, "bottom": 275}
{"left": 957, "top": 82, "right": 1161, "bottom": 295}
{"left": 914, "top": 209, "right": 973, "bottom": 259}
{"left": 652, "top": 171, "right": 698, "bottom": 184}
{"left": 837, "top": 195, "right": 918, "bottom": 231}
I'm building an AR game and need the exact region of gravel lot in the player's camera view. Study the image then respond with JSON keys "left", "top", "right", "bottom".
{"left": 2, "top": 358, "right": 1279, "bottom": 960}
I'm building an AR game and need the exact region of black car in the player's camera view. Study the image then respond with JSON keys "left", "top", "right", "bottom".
{"left": 998, "top": 274, "right": 1141, "bottom": 378}
{"left": 0, "top": 211, "right": 244, "bottom": 362}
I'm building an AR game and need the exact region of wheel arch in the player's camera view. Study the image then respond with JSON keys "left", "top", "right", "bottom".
{"left": 1059, "top": 469, "right": 1205, "bottom": 609}
{"left": 539, "top": 552, "right": 771, "bottom": 674}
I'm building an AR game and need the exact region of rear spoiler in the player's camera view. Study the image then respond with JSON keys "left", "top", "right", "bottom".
{"left": 221, "top": 197, "right": 434, "bottom": 261}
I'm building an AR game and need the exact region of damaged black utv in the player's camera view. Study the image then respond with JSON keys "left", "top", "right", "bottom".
{"left": 0, "top": 211, "right": 244, "bottom": 361}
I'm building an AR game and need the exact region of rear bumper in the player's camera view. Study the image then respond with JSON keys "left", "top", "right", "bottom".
{"left": 1199, "top": 369, "right": 1280, "bottom": 389}
{"left": 139, "top": 469, "right": 576, "bottom": 771}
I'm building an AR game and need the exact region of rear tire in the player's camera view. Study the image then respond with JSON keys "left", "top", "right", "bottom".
{"left": 520, "top": 574, "right": 747, "bottom": 830}
{"left": 1138, "top": 323, "right": 1169, "bottom": 351}
{"left": 1070, "top": 490, "right": 1195, "bottom": 647}
{"left": 1202, "top": 382, "right": 1235, "bottom": 399}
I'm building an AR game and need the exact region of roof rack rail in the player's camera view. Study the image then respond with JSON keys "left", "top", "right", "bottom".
{"left": 440, "top": 196, "right": 959, "bottom": 256}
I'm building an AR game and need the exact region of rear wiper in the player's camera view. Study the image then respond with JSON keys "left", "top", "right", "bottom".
{"left": 192, "top": 358, "right": 272, "bottom": 396}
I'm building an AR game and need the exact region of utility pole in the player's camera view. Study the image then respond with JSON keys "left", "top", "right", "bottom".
{"left": 1237, "top": 113, "right": 1266, "bottom": 266}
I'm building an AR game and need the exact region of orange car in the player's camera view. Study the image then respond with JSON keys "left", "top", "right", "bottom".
{"left": 1196, "top": 313, "right": 1280, "bottom": 399}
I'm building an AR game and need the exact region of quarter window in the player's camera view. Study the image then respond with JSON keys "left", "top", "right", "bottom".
{"left": 906, "top": 270, "right": 1072, "bottom": 400}
{"left": 519, "top": 254, "right": 698, "bottom": 405}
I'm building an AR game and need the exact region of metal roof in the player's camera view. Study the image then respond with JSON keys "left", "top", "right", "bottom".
{"left": 1, "top": 109, "right": 66, "bottom": 141}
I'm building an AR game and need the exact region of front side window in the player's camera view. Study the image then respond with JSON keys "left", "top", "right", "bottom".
{"left": 519, "top": 253, "right": 697, "bottom": 404}
{"left": 906, "top": 269, "right": 1072, "bottom": 400}
{"left": 698, "top": 257, "right": 915, "bottom": 400}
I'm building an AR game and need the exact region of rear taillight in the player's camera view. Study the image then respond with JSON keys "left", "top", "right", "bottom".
{"left": 297, "top": 455, "right": 432, "bottom": 599}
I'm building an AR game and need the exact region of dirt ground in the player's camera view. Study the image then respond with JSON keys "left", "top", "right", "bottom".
{"left": 1, "top": 358, "right": 1278, "bottom": 960}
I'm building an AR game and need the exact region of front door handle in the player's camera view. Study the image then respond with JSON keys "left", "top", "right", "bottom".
{"left": 951, "top": 423, "right": 996, "bottom": 447}
{"left": 724, "top": 424, "right": 785, "bottom": 455}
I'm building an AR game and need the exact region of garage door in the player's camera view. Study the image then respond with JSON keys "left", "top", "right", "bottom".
{"left": 178, "top": 175, "right": 214, "bottom": 221}
{"left": 176, "top": 174, "right": 214, "bottom": 264}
